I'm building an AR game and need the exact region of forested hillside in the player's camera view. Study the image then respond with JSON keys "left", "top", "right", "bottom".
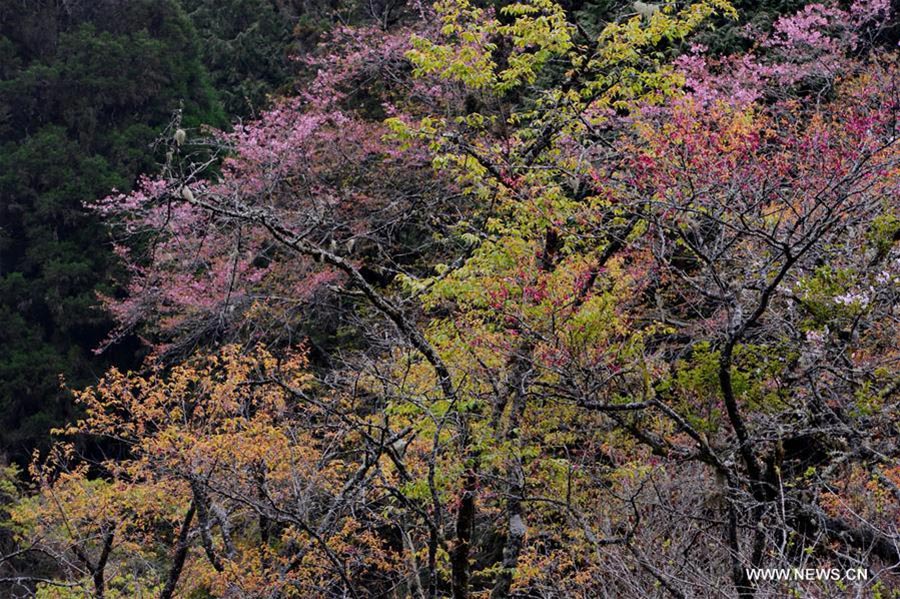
{"left": 1, "top": 0, "right": 898, "bottom": 597}
{"left": 0, "top": 0, "right": 224, "bottom": 461}
{"left": 0, "top": 0, "right": 308, "bottom": 462}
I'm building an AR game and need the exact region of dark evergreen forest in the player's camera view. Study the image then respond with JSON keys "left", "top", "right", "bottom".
{"left": 0, "top": 0, "right": 298, "bottom": 462}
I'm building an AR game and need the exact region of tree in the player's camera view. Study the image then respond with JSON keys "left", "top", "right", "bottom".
{"left": 179, "top": 0, "right": 298, "bottom": 117}
{"left": 8, "top": 345, "right": 404, "bottom": 597}
{"left": 0, "top": 0, "right": 224, "bottom": 462}
{"left": 6, "top": 0, "right": 900, "bottom": 597}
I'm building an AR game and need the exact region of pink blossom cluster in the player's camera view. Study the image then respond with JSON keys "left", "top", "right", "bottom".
{"left": 673, "top": 0, "right": 894, "bottom": 107}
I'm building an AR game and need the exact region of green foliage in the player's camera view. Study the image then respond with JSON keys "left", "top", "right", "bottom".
{"left": 0, "top": 0, "right": 224, "bottom": 462}
{"left": 661, "top": 341, "right": 792, "bottom": 432}
{"left": 691, "top": 0, "right": 809, "bottom": 55}
{"left": 794, "top": 265, "right": 868, "bottom": 328}
{"left": 179, "top": 0, "right": 298, "bottom": 117}
{"left": 868, "top": 210, "right": 900, "bottom": 257}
